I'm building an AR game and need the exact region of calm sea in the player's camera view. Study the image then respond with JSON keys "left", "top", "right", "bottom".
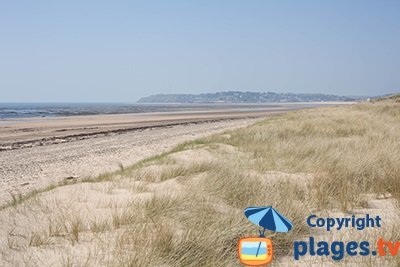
{"left": 0, "top": 103, "right": 280, "bottom": 119}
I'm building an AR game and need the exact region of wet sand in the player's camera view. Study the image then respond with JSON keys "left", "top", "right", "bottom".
{"left": 0, "top": 104, "right": 314, "bottom": 150}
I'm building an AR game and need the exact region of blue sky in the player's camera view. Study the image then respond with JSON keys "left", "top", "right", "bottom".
{"left": 0, "top": 1, "right": 399, "bottom": 102}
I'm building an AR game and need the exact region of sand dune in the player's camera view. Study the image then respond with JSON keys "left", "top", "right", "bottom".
{"left": 0, "top": 100, "right": 399, "bottom": 266}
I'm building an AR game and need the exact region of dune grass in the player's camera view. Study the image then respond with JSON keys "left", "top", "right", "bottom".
{"left": 211, "top": 101, "right": 400, "bottom": 211}
{"left": 0, "top": 99, "right": 399, "bottom": 266}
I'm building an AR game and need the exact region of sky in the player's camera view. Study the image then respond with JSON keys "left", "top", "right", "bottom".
{"left": 0, "top": 1, "right": 399, "bottom": 102}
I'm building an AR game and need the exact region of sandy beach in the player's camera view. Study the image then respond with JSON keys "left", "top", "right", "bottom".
{"left": 0, "top": 104, "right": 330, "bottom": 206}
{"left": 0, "top": 104, "right": 326, "bottom": 150}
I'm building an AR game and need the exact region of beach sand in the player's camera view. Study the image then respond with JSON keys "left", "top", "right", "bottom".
{"left": 0, "top": 104, "right": 323, "bottom": 206}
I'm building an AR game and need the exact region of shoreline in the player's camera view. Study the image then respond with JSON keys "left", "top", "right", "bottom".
{"left": 0, "top": 103, "right": 340, "bottom": 206}
{"left": 0, "top": 103, "right": 335, "bottom": 151}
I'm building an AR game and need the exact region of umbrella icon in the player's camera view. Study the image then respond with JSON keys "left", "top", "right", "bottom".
{"left": 244, "top": 206, "right": 293, "bottom": 257}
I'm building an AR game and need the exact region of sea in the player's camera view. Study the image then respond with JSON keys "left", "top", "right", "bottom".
{"left": 0, "top": 103, "right": 281, "bottom": 119}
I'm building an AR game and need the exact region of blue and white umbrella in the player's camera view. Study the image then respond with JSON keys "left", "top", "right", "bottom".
{"left": 244, "top": 206, "right": 293, "bottom": 233}
{"left": 244, "top": 206, "right": 293, "bottom": 257}
{"left": 244, "top": 206, "right": 293, "bottom": 256}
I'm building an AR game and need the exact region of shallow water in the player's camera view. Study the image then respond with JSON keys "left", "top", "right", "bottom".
{"left": 0, "top": 102, "right": 282, "bottom": 119}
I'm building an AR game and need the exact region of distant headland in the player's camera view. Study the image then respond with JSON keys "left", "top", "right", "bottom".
{"left": 137, "top": 91, "right": 357, "bottom": 103}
